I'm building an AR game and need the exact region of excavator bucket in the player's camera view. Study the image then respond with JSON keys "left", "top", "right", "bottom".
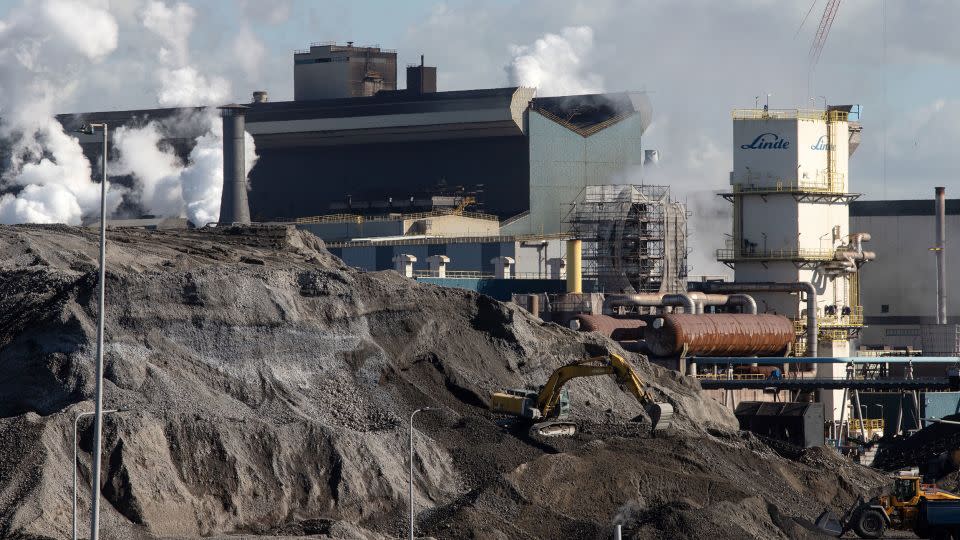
{"left": 814, "top": 510, "right": 844, "bottom": 537}
{"left": 530, "top": 421, "right": 577, "bottom": 438}
{"left": 646, "top": 402, "right": 674, "bottom": 432}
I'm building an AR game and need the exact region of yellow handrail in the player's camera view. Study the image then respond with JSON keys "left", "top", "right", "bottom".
{"left": 732, "top": 109, "right": 849, "bottom": 122}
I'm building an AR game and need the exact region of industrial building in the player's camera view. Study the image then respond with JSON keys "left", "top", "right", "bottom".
{"left": 852, "top": 193, "right": 960, "bottom": 356}
{"left": 62, "top": 41, "right": 653, "bottom": 234}
{"left": 55, "top": 38, "right": 960, "bottom": 448}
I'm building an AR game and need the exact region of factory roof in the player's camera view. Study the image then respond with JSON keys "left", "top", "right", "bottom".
{"left": 244, "top": 87, "right": 524, "bottom": 121}
{"left": 58, "top": 87, "right": 652, "bottom": 146}
{"left": 850, "top": 199, "right": 960, "bottom": 217}
{"left": 530, "top": 92, "right": 653, "bottom": 136}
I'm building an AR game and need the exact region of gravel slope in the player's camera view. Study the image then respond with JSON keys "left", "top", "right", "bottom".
{"left": 0, "top": 225, "right": 883, "bottom": 539}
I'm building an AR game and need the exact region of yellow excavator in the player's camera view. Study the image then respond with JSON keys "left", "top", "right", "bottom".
{"left": 817, "top": 475, "right": 960, "bottom": 539}
{"left": 489, "top": 353, "right": 675, "bottom": 437}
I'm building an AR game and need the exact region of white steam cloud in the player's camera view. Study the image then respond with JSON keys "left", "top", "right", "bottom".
{"left": 112, "top": 109, "right": 257, "bottom": 226}
{"left": 142, "top": 0, "right": 230, "bottom": 107}
{"left": 507, "top": 26, "right": 604, "bottom": 97}
{"left": 0, "top": 0, "right": 124, "bottom": 225}
{"left": 107, "top": 0, "right": 256, "bottom": 226}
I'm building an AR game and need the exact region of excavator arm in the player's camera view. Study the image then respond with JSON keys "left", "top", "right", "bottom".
{"left": 491, "top": 352, "right": 674, "bottom": 436}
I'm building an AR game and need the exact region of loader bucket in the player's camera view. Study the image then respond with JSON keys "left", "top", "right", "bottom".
{"left": 814, "top": 510, "right": 843, "bottom": 537}
{"left": 646, "top": 402, "right": 674, "bottom": 432}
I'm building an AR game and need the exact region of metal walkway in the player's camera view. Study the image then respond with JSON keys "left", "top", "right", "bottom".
{"left": 698, "top": 377, "right": 953, "bottom": 391}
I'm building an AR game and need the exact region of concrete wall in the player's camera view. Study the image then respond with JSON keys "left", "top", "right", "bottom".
{"left": 410, "top": 215, "right": 500, "bottom": 237}
{"left": 329, "top": 241, "right": 516, "bottom": 273}
{"left": 740, "top": 195, "right": 800, "bottom": 251}
{"left": 853, "top": 211, "right": 960, "bottom": 346}
{"left": 510, "top": 111, "right": 644, "bottom": 235}
{"left": 249, "top": 136, "right": 529, "bottom": 220}
{"left": 733, "top": 118, "right": 798, "bottom": 185}
{"left": 733, "top": 115, "right": 847, "bottom": 189}
{"left": 295, "top": 60, "right": 353, "bottom": 101}
{"left": 327, "top": 237, "right": 567, "bottom": 277}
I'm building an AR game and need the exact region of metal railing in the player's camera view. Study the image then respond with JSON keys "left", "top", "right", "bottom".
{"left": 293, "top": 208, "right": 500, "bottom": 225}
{"left": 716, "top": 248, "right": 836, "bottom": 262}
{"left": 730, "top": 178, "right": 848, "bottom": 195}
{"left": 820, "top": 305, "right": 864, "bottom": 327}
{"left": 326, "top": 232, "right": 570, "bottom": 249}
{"left": 850, "top": 418, "right": 885, "bottom": 431}
{"left": 413, "top": 270, "right": 555, "bottom": 280}
{"left": 732, "top": 109, "right": 849, "bottom": 122}
{"left": 696, "top": 373, "right": 768, "bottom": 381}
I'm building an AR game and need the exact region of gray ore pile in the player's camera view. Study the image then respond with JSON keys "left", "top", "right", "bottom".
{"left": 0, "top": 225, "right": 885, "bottom": 539}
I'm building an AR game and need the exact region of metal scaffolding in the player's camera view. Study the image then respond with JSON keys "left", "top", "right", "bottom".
{"left": 565, "top": 184, "right": 689, "bottom": 294}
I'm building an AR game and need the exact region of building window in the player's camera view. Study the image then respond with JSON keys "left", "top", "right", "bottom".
{"left": 885, "top": 328, "right": 920, "bottom": 337}
{"left": 881, "top": 304, "right": 889, "bottom": 313}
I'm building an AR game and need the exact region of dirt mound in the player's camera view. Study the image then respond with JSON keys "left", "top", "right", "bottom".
{"left": 0, "top": 225, "right": 883, "bottom": 539}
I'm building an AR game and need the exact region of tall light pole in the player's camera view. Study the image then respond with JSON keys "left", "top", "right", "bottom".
{"left": 73, "top": 409, "right": 120, "bottom": 540}
{"left": 75, "top": 122, "right": 108, "bottom": 540}
{"left": 409, "top": 407, "right": 437, "bottom": 540}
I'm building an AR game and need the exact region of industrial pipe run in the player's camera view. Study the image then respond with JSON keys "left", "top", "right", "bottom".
{"left": 701, "top": 281, "right": 818, "bottom": 357}
{"left": 602, "top": 293, "right": 697, "bottom": 315}
{"left": 686, "top": 292, "right": 758, "bottom": 314}
{"left": 936, "top": 187, "right": 947, "bottom": 325}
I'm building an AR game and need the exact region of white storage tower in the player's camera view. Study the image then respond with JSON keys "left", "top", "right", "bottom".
{"left": 720, "top": 107, "right": 866, "bottom": 423}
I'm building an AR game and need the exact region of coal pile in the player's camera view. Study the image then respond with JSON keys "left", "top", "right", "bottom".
{"left": 0, "top": 225, "right": 884, "bottom": 539}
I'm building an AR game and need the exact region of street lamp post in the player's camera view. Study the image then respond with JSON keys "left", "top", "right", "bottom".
{"left": 73, "top": 409, "right": 119, "bottom": 540}
{"left": 409, "top": 407, "right": 437, "bottom": 540}
{"left": 75, "top": 122, "right": 109, "bottom": 540}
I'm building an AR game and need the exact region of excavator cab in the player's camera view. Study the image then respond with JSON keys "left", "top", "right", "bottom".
{"left": 892, "top": 477, "right": 918, "bottom": 503}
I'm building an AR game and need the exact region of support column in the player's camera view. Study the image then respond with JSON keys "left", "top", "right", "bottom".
{"left": 426, "top": 255, "right": 450, "bottom": 278}
{"left": 547, "top": 257, "right": 566, "bottom": 280}
{"left": 393, "top": 254, "right": 417, "bottom": 278}
{"left": 491, "top": 256, "right": 515, "bottom": 279}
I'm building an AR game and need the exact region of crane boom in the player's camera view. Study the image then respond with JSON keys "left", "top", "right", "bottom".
{"left": 809, "top": 0, "right": 842, "bottom": 69}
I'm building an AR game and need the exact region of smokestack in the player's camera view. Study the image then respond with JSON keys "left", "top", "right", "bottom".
{"left": 936, "top": 186, "right": 947, "bottom": 324}
{"left": 251, "top": 90, "right": 268, "bottom": 104}
{"left": 218, "top": 104, "right": 251, "bottom": 225}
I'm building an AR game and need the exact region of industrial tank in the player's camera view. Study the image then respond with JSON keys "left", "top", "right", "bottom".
{"left": 644, "top": 314, "right": 795, "bottom": 357}
{"left": 573, "top": 314, "right": 645, "bottom": 341}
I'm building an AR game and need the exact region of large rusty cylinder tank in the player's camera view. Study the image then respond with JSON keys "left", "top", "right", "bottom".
{"left": 573, "top": 314, "right": 646, "bottom": 341}
{"left": 644, "top": 314, "right": 795, "bottom": 357}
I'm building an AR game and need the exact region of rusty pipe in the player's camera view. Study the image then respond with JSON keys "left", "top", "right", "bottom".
{"left": 702, "top": 281, "right": 817, "bottom": 357}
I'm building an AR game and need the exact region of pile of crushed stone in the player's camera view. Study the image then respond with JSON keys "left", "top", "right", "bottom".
{"left": 0, "top": 225, "right": 886, "bottom": 539}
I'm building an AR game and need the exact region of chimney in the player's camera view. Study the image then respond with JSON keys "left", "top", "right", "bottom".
{"left": 936, "top": 186, "right": 947, "bottom": 324}
{"left": 252, "top": 90, "right": 268, "bottom": 104}
{"left": 218, "top": 104, "right": 251, "bottom": 225}
{"left": 406, "top": 55, "right": 437, "bottom": 95}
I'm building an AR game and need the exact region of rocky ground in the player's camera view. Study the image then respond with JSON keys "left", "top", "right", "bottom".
{"left": 0, "top": 225, "right": 889, "bottom": 539}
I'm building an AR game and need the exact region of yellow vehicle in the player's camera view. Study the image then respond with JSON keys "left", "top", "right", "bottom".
{"left": 489, "top": 353, "right": 674, "bottom": 437}
{"left": 817, "top": 476, "right": 960, "bottom": 539}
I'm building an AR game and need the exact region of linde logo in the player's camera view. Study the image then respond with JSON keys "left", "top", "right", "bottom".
{"left": 810, "top": 135, "right": 835, "bottom": 151}
{"left": 740, "top": 133, "right": 790, "bottom": 150}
